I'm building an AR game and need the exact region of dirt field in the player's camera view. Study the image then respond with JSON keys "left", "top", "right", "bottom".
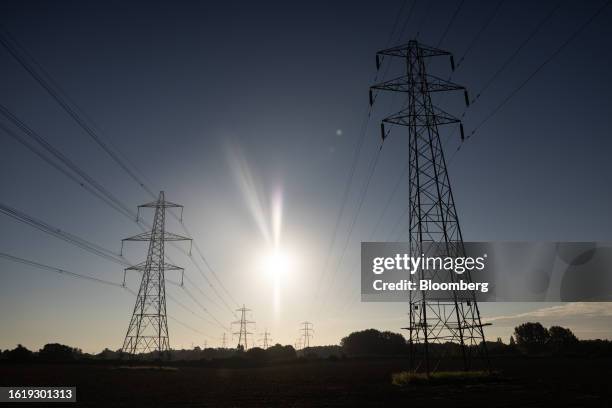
{"left": 1, "top": 356, "right": 610, "bottom": 407}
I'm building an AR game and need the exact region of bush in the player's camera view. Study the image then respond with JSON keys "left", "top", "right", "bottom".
{"left": 341, "top": 329, "right": 407, "bottom": 356}
{"left": 5, "top": 344, "right": 34, "bottom": 362}
{"left": 265, "top": 344, "right": 296, "bottom": 361}
{"left": 392, "top": 370, "right": 492, "bottom": 386}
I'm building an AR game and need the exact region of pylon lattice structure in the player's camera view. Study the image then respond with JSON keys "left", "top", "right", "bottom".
{"left": 371, "top": 40, "right": 490, "bottom": 374}
{"left": 232, "top": 305, "right": 255, "bottom": 350}
{"left": 221, "top": 333, "right": 227, "bottom": 348}
{"left": 120, "top": 191, "right": 191, "bottom": 357}
{"left": 260, "top": 330, "right": 272, "bottom": 349}
{"left": 300, "top": 321, "right": 313, "bottom": 349}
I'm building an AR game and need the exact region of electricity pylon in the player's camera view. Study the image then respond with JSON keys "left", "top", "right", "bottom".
{"left": 259, "top": 330, "right": 272, "bottom": 349}
{"left": 120, "top": 191, "right": 191, "bottom": 357}
{"left": 300, "top": 321, "right": 313, "bottom": 349}
{"left": 221, "top": 333, "right": 227, "bottom": 348}
{"left": 232, "top": 305, "right": 255, "bottom": 350}
{"left": 370, "top": 40, "right": 490, "bottom": 374}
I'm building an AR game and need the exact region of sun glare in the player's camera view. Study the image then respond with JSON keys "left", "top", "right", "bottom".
{"left": 264, "top": 250, "right": 291, "bottom": 280}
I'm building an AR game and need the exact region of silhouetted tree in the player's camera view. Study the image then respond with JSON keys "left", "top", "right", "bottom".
{"left": 548, "top": 326, "right": 578, "bottom": 353}
{"left": 246, "top": 347, "right": 266, "bottom": 361}
{"left": 265, "top": 344, "right": 296, "bottom": 361}
{"left": 97, "top": 348, "right": 119, "bottom": 360}
{"left": 6, "top": 344, "right": 33, "bottom": 362}
{"left": 514, "top": 322, "right": 549, "bottom": 353}
{"left": 38, "top": 343, "right": 81, "bottom": 361}
{"left": 341, "top": 329, "right": 407, "bottom": 356}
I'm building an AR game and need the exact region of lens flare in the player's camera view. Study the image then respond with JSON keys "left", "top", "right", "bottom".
{"left": 227, "top": 144, "right": 290, "bottom": 319}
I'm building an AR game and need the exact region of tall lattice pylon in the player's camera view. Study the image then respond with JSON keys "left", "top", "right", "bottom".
{"left": 120, "top": 191, "right": 191, "bottom": 358}
{"left": 260, "top": 329, "right": 272, "bottom": 349}
{"left": 300, "top": 321, "right": 313, "bottom": 349}
{"left": 371, "top": 40, "right": 490, "bottom": 374}
{"left": 232, "top": 305, "right": 255, "bottom": 350}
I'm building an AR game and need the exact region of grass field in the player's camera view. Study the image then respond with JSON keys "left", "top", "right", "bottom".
{"left": 1, "top": 356, "right": 610, "bottom": 407}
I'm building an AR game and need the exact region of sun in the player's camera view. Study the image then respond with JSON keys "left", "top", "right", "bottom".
{"left": 264, "top": 250, "right": 291, "bottom": 280}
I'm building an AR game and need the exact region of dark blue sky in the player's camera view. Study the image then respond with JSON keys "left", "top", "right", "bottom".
{"left": 1, "top": 0, "right": 612, "bottom": 351}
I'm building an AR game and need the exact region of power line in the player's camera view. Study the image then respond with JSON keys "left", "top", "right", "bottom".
{"left": 376, "top": 0, "right": 418, "bottom": 82}
{"left": 386, "top": 203, "right": 410, "bottom": 242}
{"left": 167, "top": 315, "right": 209, "bottom": 337}
{"left": 178, "top": 221, "right": 239, "bottom": 308}
{"left": 0, "top": 251, "right": 213, "bottom": 338}
{"left": 436, "top": 0, "right": 466, "bottom": 48}
{"left": 183, "top": 252, "right": 238, "bottom": 318}
{"left": 415, "top": 0, "right": 435, "bottom": 40}
{"left": 435, "top": 1, "right": 562, "bottom": 165}
{"left": 0, "top": 28, "right": 240, "bottom": 320}
{"left": 395, "top": 0, "right": 419, "bottom": 43}
{"left": 165, "top": 290, "right": 217, "bottom": 331}
{"left": 469, "top": 0, "right": 611, "bottom": 137}
{"left": 182, "top": 274, "right": 225, "bottom": 316}
{"left": 312, "top": 0, "right": 420, "bottom": 313}
{"left": 311, "top": 1, "right": 423, "bottom": 313}
{"left": 0, "top": 251, "right": 131, "bottom": 292}
{"left": 455, "top": 0, "right": 506, "bottom": 69}
{"left": 182, "top": 282, "right": 229, "bottom": 332}
{"left": 1, "top": 106, "right": 238, "bottom": 321}
{"left": 0, "top": 123, "right": 136, "bottom": 221}
{"left": 470, "top": 0, "right": 563, "bottom": 104}
{"left": 311, "top": 105, "right": 374, "bottom": 307}
{"left": 318, "top": 143, "right": 384, "bottom": 314}
{"left": 369, "top": 158, "right": 409, "bottom": 241}
{"left": 0, "top": 201, "right": 233, "bottom": 331}
{"left": 0, "top": 201, "right": 130, "bottom": 266}
{"left": 0, "top": 27, "right": 157, "bottom": 199}
{"left": 0, "top": 104, "right": 139, "bottom": 221}
{"left": 376, "top": 0, "right": 419, "bottom": 91}
{"left": 386, "top": 0, "right": 410, "bottom": 48}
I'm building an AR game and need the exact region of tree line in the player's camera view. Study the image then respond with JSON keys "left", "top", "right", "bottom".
{"left": 2, "top": 322, "right": 611, "bottom": 363}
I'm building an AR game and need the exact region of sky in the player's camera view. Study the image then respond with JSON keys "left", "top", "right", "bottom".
{"left": 1, "top": 0, "right": 612, "bottom": 353}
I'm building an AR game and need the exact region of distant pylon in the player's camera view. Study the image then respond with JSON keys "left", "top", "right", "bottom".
{"left": 370, "top": 40, "right": 490, "bottom": 374}
{"left": 260, "top": 329, "right": 272, "bottom": 349}
{"left": 120, "top": 191, "right": 191, "bottom": 357}
{"left": 232, "top": 305, "right": 255, "bottom": 350}
{"left": 300, "top": 321, "right": 313, "bottom": 349}
{"left": 221, "top": 333, "right": 227, "bottom": 348}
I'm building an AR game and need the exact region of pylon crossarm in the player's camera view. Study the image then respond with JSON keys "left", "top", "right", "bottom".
{"left": 371, "top": 74, "right": 465, "bottom": 95}
{"left": 125, "top": 261, "right": 184, "bottom": 271}
{"left": 376, "top": 40, "right": 451, "bottom": 60}
{"left": 123, "top": 231, "right": 192, "bottom": 242}
{"left": 138, "top": 200, "right": 184, "bottom": 209}
{"left": 382, "top": 108, "right": 460, "bottom": 127}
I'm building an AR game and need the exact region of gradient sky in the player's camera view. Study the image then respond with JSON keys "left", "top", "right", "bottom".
{"left": 1, "top": 0, "right": 612, "bottom": 353}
